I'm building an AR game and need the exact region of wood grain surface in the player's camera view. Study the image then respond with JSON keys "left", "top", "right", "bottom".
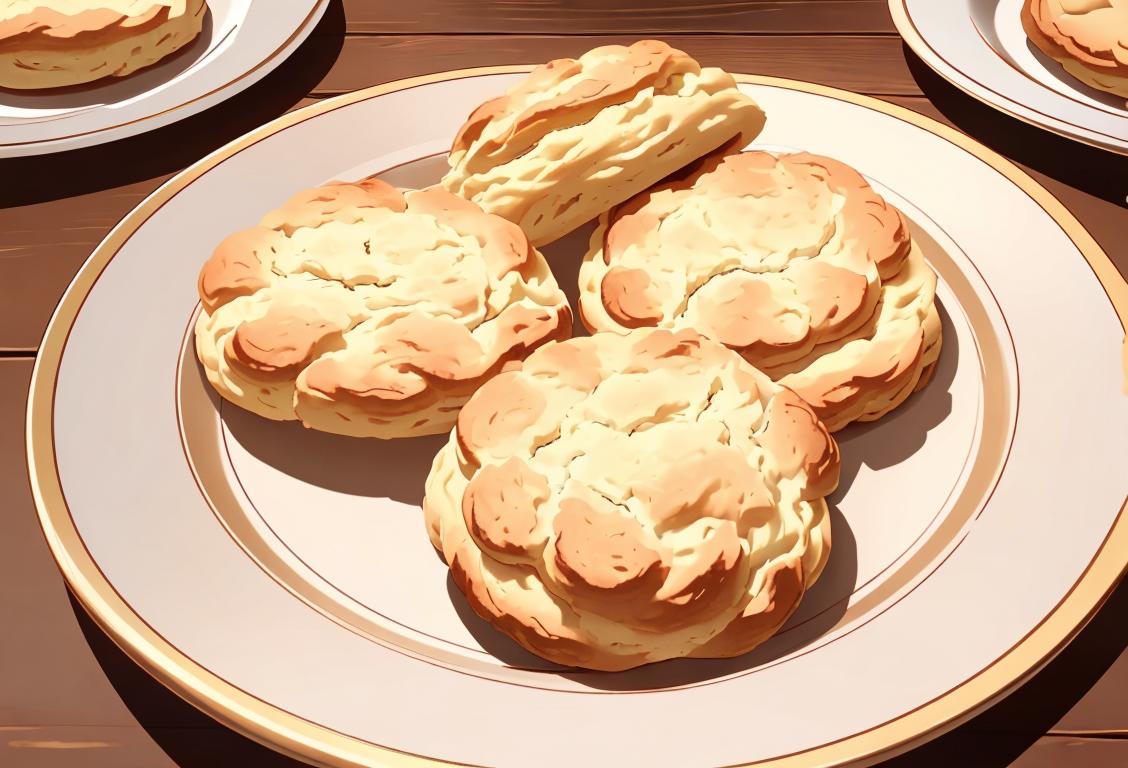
{"left": 307, "top": 35, "right": 918, "bottom": 96}
{"left": 0, "top": 1, "right": 1125, "bottom": 766}
{"left": 338, "top": 0, "right": 899, "bottom": 34}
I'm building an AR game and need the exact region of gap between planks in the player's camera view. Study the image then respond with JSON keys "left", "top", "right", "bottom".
{"left": 335, "top": 30, "right": 902, "bottom": 38}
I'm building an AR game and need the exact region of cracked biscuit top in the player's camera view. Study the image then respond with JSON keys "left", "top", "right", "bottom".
{"left": 442, "top": 40, "right": 767, "bottom": 246}
{"left": 0, "top": 1, "right": 185, "bottom": 50}
{"left": 1022, "top": 0, "right": 1128, "bottom": 99}
{"left": 194, "top": 177, "right": 572, "bottom": 439}
{"left": 580, "top": 150, "right": 941, "bottom": 431}
{"left": 0, "top": 1, "right": 207, "bottom": 89}
{"left": 424, "top": 328, "right": 838, "bottom": 671}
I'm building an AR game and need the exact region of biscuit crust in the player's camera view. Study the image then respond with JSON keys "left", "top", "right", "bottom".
{"left": 442, "top": 40, "right": 767, "bottom": 247}
{"left": 579, "top": 150, "right": 942, "bottom": 432}
{"left": 194, "top": 178, "right": 572, "bottom": 439}
{"left": 0, "top": 0, "right": 206, "bottom": 89}
{"left": 1021, "top": 0, "right": 1128, "bottom": 99}
{"left": 424, "top": 328, "right": 838, "bottom": 671}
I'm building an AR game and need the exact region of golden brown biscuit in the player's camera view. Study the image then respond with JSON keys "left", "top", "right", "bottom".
{"left": 194, "top": 178, "right": 572, "bottom": 439}
{"left": 0, "top": 0, "right": 207, "bottom": 90}
{"left": 579, "top": 150, "right": 942, "bottom": 432}
{"left": 1022, "top": 0, "right": 1128, "bottom": 100}
{"left": 424, "top": 328, "right": 838, "bottom": 671}
{"left": 442, "top": 40, "right": 766, "bottom": 247}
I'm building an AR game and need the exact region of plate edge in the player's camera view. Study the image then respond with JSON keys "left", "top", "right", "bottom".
{"left": 887, "top": 0, "right": 1128, "bottom": 156}
{"left": 0, "top": 0, "right": 330, "bottom": 158}
{"left": 26, "top": 66, "right": 1128, "bottom": 768}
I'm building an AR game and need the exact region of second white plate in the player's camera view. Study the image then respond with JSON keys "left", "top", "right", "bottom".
{"left": 891, "top": 0, "right": 1128, "bottom": 154}
{"left": 0, "top": 0, "right": 326, "bottom": 157}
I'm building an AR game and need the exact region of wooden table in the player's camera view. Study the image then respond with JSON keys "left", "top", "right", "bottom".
{"left": 1, "top": 2, "right": 1125, "bottom": 766}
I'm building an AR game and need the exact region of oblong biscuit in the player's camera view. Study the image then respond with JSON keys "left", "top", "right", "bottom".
{"left": 441, "top": 40, "right": 767, "bottom": 247}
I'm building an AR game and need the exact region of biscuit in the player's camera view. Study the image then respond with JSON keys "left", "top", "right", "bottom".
{"left": 579, "top": 150, "right": 942, "bottom": 432}
{"left": 423, "top": 328, "right": 839, "bottom": 671}
{"left": 194, "top": 178, "right": 572, "bottom": 439}
{"left": 442, "top": 40, "right": 767, "bottom": 247}
{"left": 1022, "top": 0, "right": 1128, "bottom": 101}
{"left": 0, "top": 1, "right": 207, "bottom": 90}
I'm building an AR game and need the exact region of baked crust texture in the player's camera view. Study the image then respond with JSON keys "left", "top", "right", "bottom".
{"left": 194, "top": 178, "right": 572, "bottom": 438}
{"left": 1021, "top": 0, "right": 1128, "bottom": 99}
{"left": 579, "top": 150, "right": 942, "bottom": 431}
{"left": 423, "top": 328, "right": 839, "bottom": 671}
{"left": 441, "top": 40, "right": 767, "bottom": 246}
{"left": 0, "top": 0, "right": 207, "bottom": 89}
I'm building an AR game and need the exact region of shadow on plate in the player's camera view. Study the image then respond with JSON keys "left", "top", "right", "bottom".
{"left": 540, "top": 221, "right": 597, "bottom": 337}
{"left": 902, "top": 43, "right": 1128, "bottom": 207}
{"left": 833, "top": 297, "right": 957, "bottom": 494}
{"left": 444, "top": 573, "right": 569, "bottom": 670}
{"left": 445, "top": 503, "right": 859, "bottom": 688}
{"left": 220, "top": 399, "right": 447, "bottom": 506}
{"left": 1022, "top": 41, "right": 1128, "bottom": 111}
{"left": 0, "top": 9, "right": 215, "bottom": 111}
{"left": 0, "top": 0, "right": 346, "bottom": 207}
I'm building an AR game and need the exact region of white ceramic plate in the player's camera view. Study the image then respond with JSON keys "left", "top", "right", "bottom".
{"left": 890, "top": 0, "right": 1128, "bottom": 154}
{"left": 0, "top": 0, "right": 326, "bottom": 157}
{"left": 28, "top": 70, "right": 1128, "bottom": 768}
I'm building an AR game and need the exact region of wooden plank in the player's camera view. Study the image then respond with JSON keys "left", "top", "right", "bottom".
{"left": 0, "top": 0, "right": 347, "bottom": 350}
{"left": 1047, "top": 574, "right": 1128, "bottom": 735}
{"left": 0, "top": 361, "right": 166, "bottom": 768}
{"left": 0, "top": 185, "right": 159, "bottom": 354}
{"left": 342, "top": 0, "right": 898, "bottom": 35}
{"left": 0, "top": 726, "right": 178, "bottom": 768}
{"left": 1053, "top": 656, "right": 1128, "bottom": 733}
{"left": 310, "top": 34, "right": 920, "bottom": 97}
{"left": 0, "top": 99, "right": 324, "bottom": 353}
{"left": 1010, "top": 736, "right": 1128, "bottom": 768}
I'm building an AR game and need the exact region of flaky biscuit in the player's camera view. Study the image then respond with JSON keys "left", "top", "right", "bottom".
{"left": 424, "top": 328, "right": 839, "bottom": 671}
{"left": 1022, "top": 0, "right": 1128, "bottom": 100}
{"left": 441, "top": 40, "right": 766, "bottom": 247}
{"left": 194, "top": 178, "right": 572, "bottom": 439}
{"left": 579, "top": 150, "right": 942, "bottom": 432}
{"left": 0, "top": 0, "right": 206, "bottom": 90}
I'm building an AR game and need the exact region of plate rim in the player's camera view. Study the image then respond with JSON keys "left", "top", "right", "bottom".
{"left": 0, "top": 0, "right": 328, "bottom": 157}
{"left": 26, "top": 67, "right": 1128, "bottom": 768}
{"left": 888, "top": 0, "right": 1128, "bottom": 156}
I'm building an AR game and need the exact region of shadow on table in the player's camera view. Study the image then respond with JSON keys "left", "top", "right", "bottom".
{"left": 878, "top": 575, "right": 1128, "bottom": 767}
{"left": 0, "top": 0, "right": 345, "bottom": 208}
{"left": 70, "top": 574, "right": 1128, "bottom": 767}
{"left": 902, "top": 44, "right": 1128, "bottom": 208}
{"left": 69, "top": 592, "right": 311, "bottom": 767}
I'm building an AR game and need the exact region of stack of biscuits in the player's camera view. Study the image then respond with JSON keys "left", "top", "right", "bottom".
{"left": 193, "top": 40, "right": 943, "bottom": 671}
